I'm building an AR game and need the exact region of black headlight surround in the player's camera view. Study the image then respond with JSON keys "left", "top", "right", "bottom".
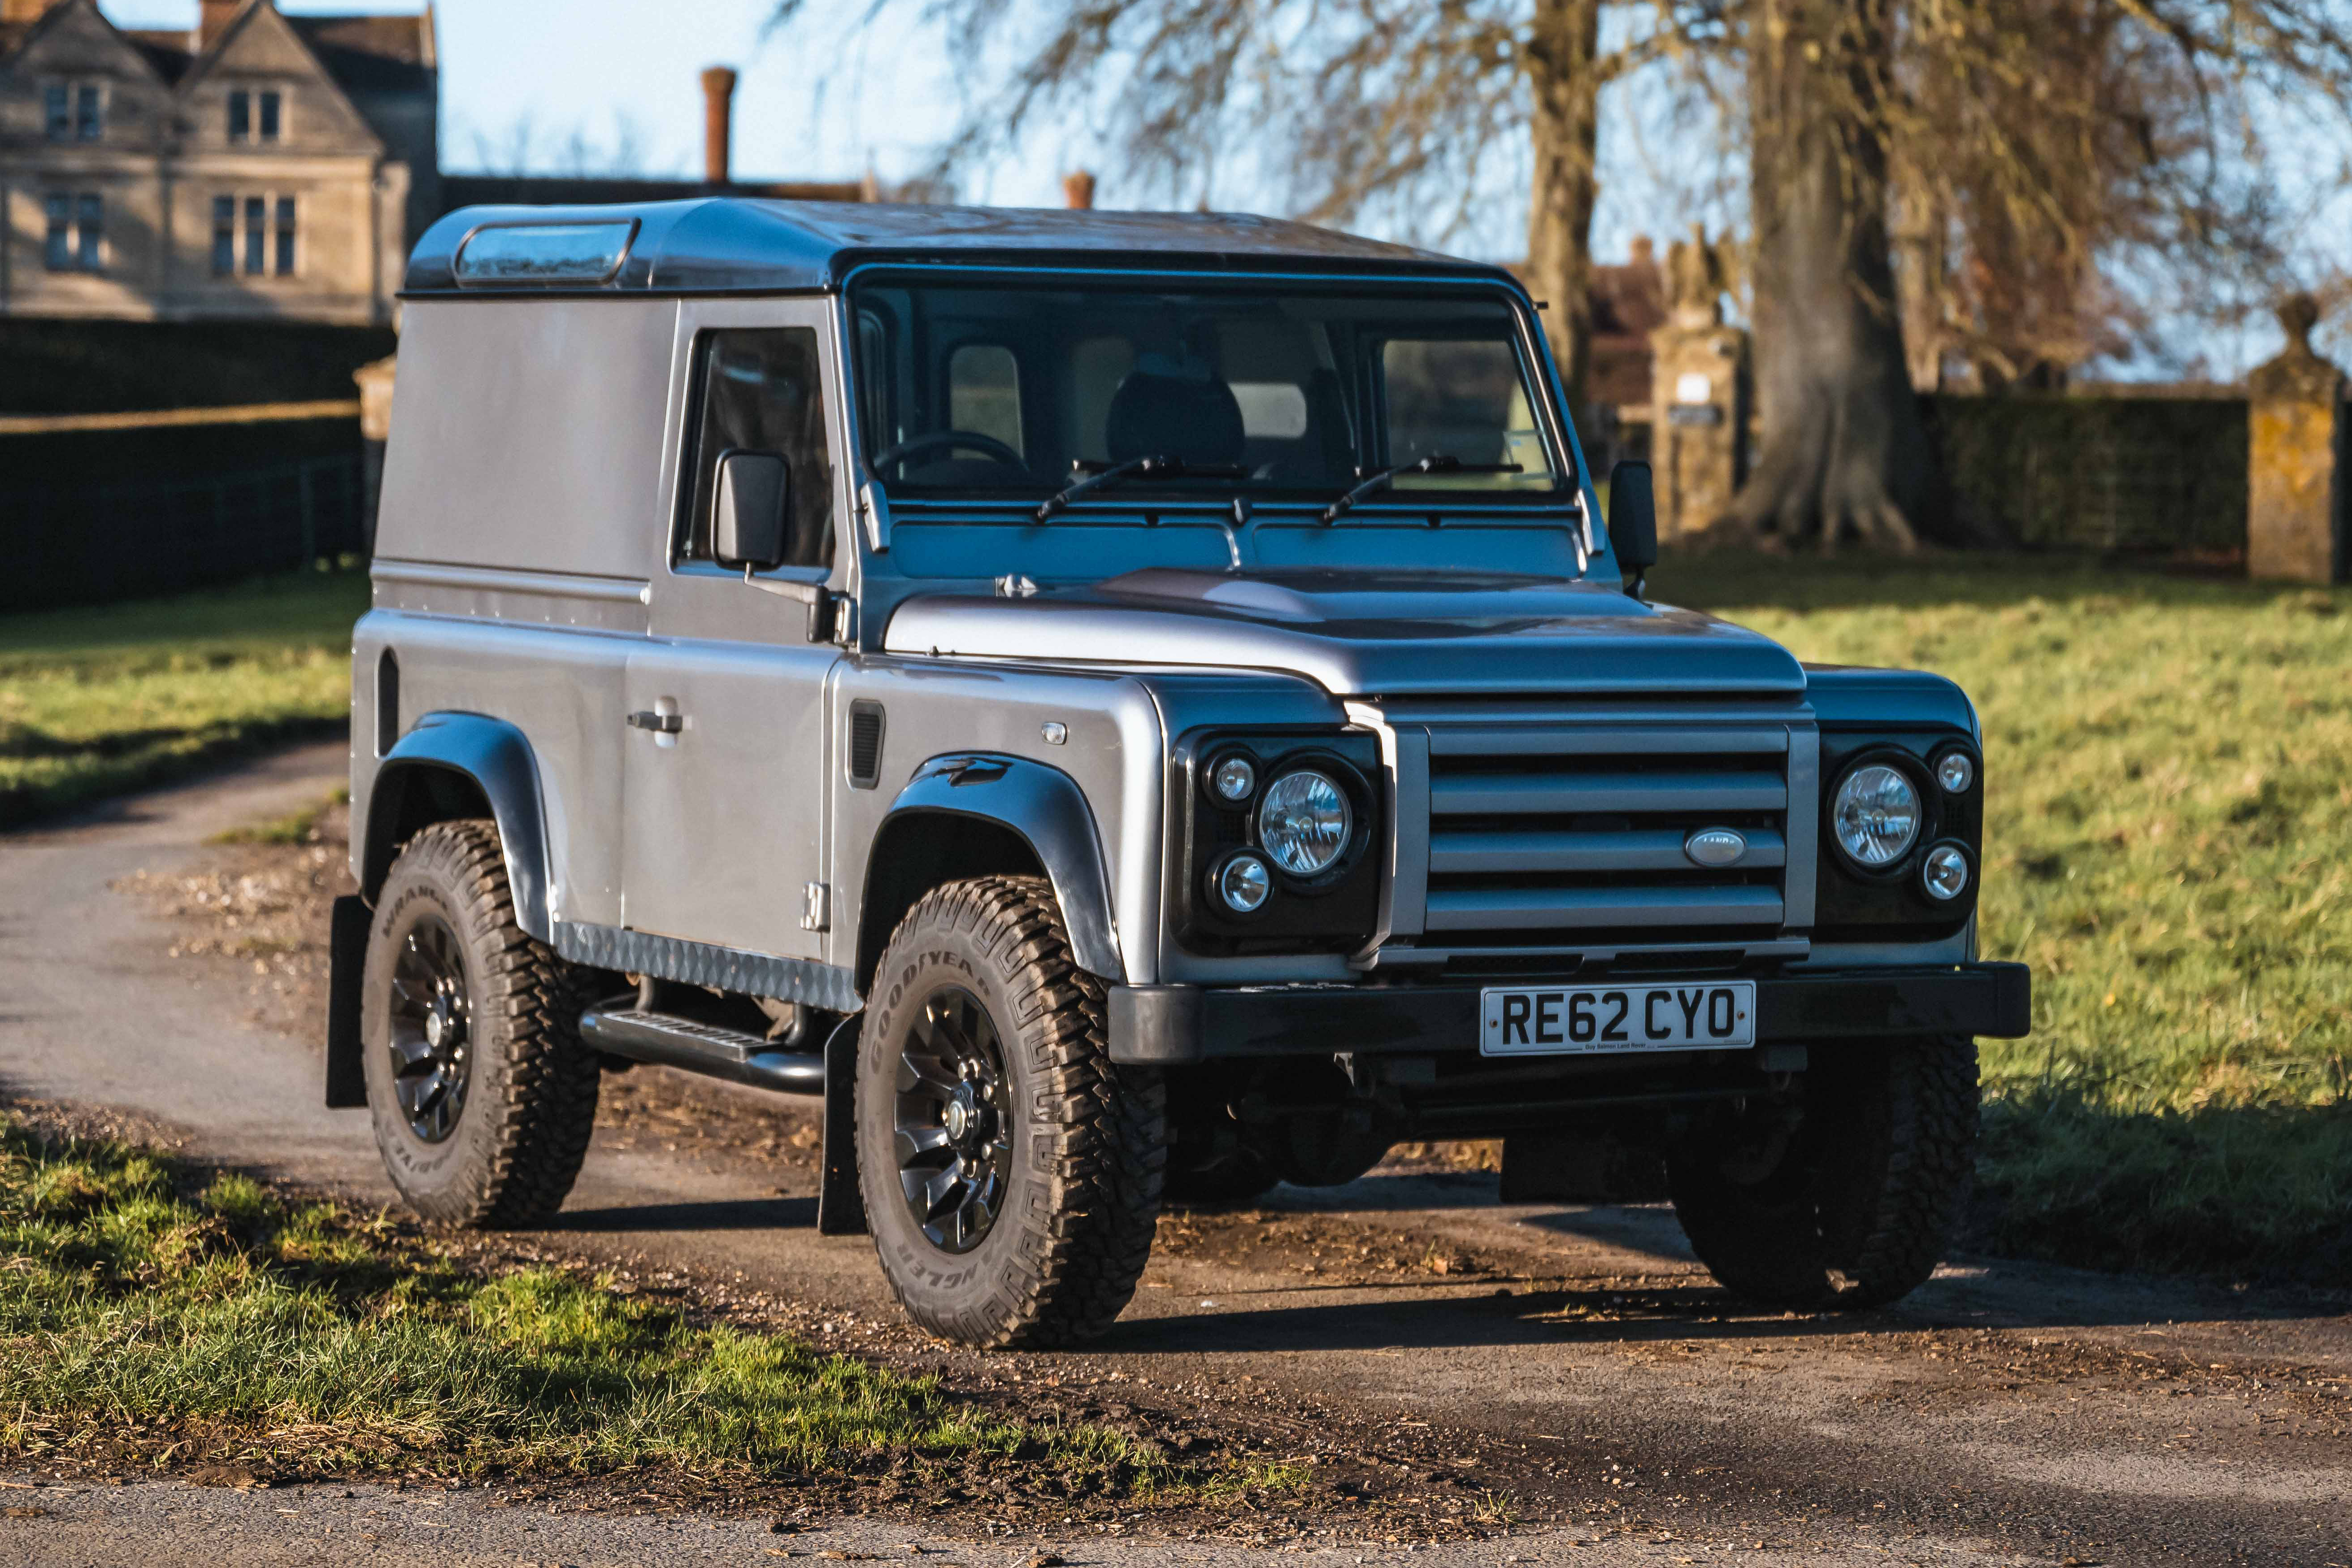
{"left": 1171, "top": 728, "right": 1381, "bottom": 955}
{"left": 1815, "top": 730, "right": 1981, "bottom": 940}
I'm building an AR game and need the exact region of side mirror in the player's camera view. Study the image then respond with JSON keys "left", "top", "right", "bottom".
{"left": 713, "top": 449, "right": 790, "bottom": 572}
{"left": 1606, "top": 459, "right": 1659, "bottom": 596}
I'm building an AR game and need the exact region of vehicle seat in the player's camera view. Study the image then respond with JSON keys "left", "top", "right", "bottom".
{"left": 1104, "top": 367, "right": 1246, "bottom": 468}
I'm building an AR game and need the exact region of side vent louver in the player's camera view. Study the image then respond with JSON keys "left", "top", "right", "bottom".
{"left": 374, "top": 649, "right": 400, "bottom": 757}
{"left": 848, "top": 700, "right": 886, "bottom": 789}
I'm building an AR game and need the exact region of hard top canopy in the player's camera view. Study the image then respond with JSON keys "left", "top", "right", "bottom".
{"left": 402, "top": 198, "right": 1521, "bottom": 296}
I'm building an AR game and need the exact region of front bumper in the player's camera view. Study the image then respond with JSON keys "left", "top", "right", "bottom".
{"left": 1107, "top": 962, "right": 2031, "bottom": 1065}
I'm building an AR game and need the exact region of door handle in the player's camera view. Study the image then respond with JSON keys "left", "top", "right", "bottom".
{"left": 627, "top": 710, "right": 684, "bottom": 734}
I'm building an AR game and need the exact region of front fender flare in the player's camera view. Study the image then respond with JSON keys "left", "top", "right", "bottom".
{"left": 361, "top": 712, "right": 554, "bottom": 943}
{"left": 877, "top": 754, "right": 1123, "bottom": 981}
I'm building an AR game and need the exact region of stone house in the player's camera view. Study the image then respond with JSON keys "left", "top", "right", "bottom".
{"left": 0, "top": 0, "right": 435, "bottom": 326}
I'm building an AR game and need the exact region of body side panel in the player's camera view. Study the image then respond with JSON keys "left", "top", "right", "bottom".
{"left": 349, "top": 609, "right": 635, "bottom": 928}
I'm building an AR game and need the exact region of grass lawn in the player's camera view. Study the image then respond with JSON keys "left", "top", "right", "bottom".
{"left": 0, "top": 567, "right": 367, "bottom": 827}
{"left": 1654, "top": 552, "right": 2352, "bottom": 1283}
{"left": 0, "top": 1115, "right": 1227, "bottom": 1493}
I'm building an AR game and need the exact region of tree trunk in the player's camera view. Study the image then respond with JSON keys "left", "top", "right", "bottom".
{"left": 1524, "top": 0, "right": 1602, "bottom": 426}
{"left": 1727, "top": 0, "right": 1969, "bottom": 549}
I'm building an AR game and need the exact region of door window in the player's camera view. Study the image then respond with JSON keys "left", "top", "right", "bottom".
{"left": 682, "top": 328, "right": 835, "bottom": 572}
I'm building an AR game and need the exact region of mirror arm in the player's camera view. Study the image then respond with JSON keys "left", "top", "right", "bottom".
{"left": 742, "top": 575, "right": 845, "bottom": 644}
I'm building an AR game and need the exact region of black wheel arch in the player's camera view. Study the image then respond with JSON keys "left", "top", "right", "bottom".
{"left": 359, "top": 712, "right": 554, "bottom": 942}
{"left": 855, "top": 753, "right": 1126, "bottom": 996}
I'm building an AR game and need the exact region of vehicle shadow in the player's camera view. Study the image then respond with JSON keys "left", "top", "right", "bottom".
{"left": 1097, "top": 1252, "right": 2336, "bottom": 1357}
{"left": 541, "top": 1194, "right": 819, "bottom": 1233}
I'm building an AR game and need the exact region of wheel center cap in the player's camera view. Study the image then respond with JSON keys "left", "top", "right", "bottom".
{"left": 425, "top": 1010, "right": 446, "bottom": 1048}
{"left": 944, "top": 1097, "right": 971, "bottom": 1142}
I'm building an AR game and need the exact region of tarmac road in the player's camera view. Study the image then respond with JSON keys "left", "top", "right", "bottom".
{"left": 2, "top": 743, "right": 2347, "bottom": 1568}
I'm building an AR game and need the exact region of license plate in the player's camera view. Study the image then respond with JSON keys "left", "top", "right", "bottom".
{"left": 1480, "top": 981, "right": 1757, "bottom": 1056}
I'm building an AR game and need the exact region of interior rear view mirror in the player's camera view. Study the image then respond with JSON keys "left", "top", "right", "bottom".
{"left": 714, "top": 449, "right": 790, "bottom": 572}
{"left": 1606, "top": 459, "right": 1659, "bottom": 595}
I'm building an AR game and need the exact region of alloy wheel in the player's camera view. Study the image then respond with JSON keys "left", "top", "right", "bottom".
{"left": 892, "top": 985, "right": 1014, "bottom": 1253}
{"left": 386, "top": 912, "right": 473, "bottom": 1144}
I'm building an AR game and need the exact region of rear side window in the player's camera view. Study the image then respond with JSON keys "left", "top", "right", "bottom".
{"left": 682, "top": 328, "right": 835, "bottom": 571}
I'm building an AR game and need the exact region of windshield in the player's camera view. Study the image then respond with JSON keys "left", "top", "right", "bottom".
{"left": 848, "top": 277, "right": 1569, "bottom": 504}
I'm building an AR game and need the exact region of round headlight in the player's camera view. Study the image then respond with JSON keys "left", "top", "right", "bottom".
{"left": 1215, "top": 852, "right": 1271, "bottom": 913}
{"left": 1831, "top": 764, "right": 1922, "bottom": 869}
{"left": 1211, "top": 755, "right": 1257, "bottom": 804}
{"left": 1258, "top": 769, "right": 1353, "bottom": 876}
{"left": 1920, "top": 843, "right": 1971, "bottom": 902}
{"left": 1935, "top": 751, "right": 1976, "bottom": 795}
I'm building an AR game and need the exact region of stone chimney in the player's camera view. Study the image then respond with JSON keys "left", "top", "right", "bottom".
{"left": 197, "top": 0, "right": 246, "bottom": 50}
{"left": 1063, "top": 170, "right": 1096, "bottom": 210}
{"left": 701, "top": 67, "right": 738, "bottom": 189}
{"left": 1629, "top": 234, "right": 1655, "bottom": 269}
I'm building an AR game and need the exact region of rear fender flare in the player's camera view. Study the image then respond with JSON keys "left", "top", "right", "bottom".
{"left": 361, "top": 712, "right": 554, "bottom": 943}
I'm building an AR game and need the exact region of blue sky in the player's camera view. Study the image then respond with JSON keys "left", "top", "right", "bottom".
{"left": 95, "top": 0, "right": 2338, "bottom": 376}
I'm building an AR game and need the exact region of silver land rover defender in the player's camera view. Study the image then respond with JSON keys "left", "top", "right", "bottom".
{"left": 325, "top": 199, "right": 2030, "bottom": 1347}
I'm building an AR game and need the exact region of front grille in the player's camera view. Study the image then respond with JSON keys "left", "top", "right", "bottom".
{"left": 1421, "top": 720, "right": 1794, "bottom": 938}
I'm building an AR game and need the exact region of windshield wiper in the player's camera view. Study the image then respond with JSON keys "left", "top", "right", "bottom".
{"left": 1034, "top": 455, "right": 1247, "bottom": 522}
{"left": 1320, "top": 453, "right": 1523, "bottom": 522}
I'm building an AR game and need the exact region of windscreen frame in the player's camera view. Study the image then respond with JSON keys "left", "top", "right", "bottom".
{"left": 837, "top": 263, "right": 1583, "bottom": 510}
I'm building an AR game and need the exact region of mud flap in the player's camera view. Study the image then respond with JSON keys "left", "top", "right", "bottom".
{"left": 324, "top": 894, "right": 371, "bottom": 1109}
{"left": 817, "top": 1011, "right": 869, "bottom": 1235}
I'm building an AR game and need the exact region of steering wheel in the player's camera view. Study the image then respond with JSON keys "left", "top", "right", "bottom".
{"left": 869, "top": 430, "right": 1027, "bottom": 476}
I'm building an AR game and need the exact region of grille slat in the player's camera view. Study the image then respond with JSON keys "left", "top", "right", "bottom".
{"left": 1430, "top": 769, "right": 1787, "bottom": 817}
{"left": 1425, "top": 885, "right": 1786, "bottom": 931}
{"left": 1426, "top": 725, "right": 1789, "bottom": 758}
{"left": 1430, "top": 825, "right": 1787, "bottom": 876}
{"left": 1417, "top": 715, "right": 1797, "bottom": 941}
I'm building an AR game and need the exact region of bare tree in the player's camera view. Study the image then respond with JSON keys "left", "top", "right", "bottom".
{"left": 1718, "top": 0, "right": 2352, "bottom": 548}
{"left": 770, "top": 0, "right": 1625, "bottom": 420}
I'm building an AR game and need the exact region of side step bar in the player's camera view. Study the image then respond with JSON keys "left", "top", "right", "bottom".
{"left": 578, "top": 1005, "right": 825, "bottom": 1095}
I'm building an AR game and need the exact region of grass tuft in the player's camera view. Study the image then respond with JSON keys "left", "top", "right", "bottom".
{"left": 0, "top": 1116, "right": 1209, "bottom": 1491}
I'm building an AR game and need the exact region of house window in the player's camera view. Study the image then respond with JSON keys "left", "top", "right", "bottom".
{"left": 43, "top": 83, "right": 68, "bottom": 139}
{"left": 258, "top": 90, "right": 282, "bottom": 141}
{"left": 76, "top": 195, "right": 102, "bottom": 270}
{"left": 244, "top": 196, "right": 267, "bottom": 275}
{"left": 76, "top": 84, "right": 100, "bottom": 140}
{"left": 212, "top": 196, "right": 235, "bottom": 276}
{"left": 213, "top": 194, "right": 296, "bottom": 281}
{"left": 44, "top": 192, "right": 102, "bottom": 273}
{"left": 228, "top": 90, "right": 249, "bottom": 142}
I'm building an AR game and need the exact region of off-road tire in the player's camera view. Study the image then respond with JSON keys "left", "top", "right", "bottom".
{"left": 858, "top": 875, "right": 1165, "bottom": 1347}
{"left": 362, "top": 819, "right": 600, "bottom": 1226}
{"left": 1667, "top": 1035, "right": 1978, "bottom": 1308}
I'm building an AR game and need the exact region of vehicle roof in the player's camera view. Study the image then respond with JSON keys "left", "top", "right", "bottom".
{"left": 402, "top": 197, "right": 1523, "bottom": 295}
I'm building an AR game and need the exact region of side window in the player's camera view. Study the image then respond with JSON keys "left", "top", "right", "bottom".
{"left": 947, "top": 343, "right": 1022, "bottom": 456}
{"left": 683, "top": 328, "right": 835, "bottom": 572}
